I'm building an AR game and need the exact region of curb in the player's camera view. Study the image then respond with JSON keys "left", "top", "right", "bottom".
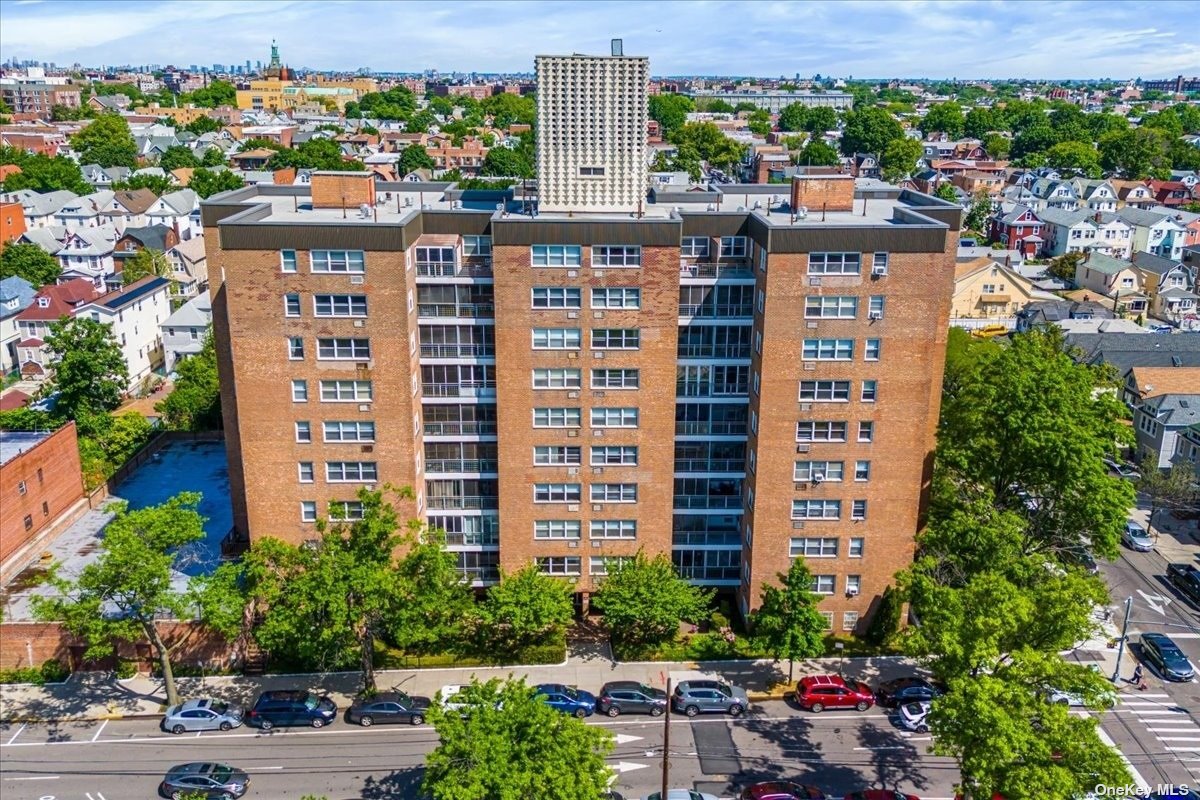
{"left": 748, "top": 687, "right": 794, "bottom": 701}
{"left": 2, "top": 711, "right": 162, "bottom": 724}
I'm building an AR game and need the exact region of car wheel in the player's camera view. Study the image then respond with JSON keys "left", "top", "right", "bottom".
{"left": 574, "top": 708, "right": 588, "bottom": 719}
{"left": 810, "top": 702, "right": 824, "bottom": 713}
{"left": 649, "top": 705, "right": 664, "bottom": 717}
{"left": 259, "top": 719, "right": 273, "bottom": 731}
{"left": 410, "top": 714, "right": 424, "bottom": 726}
{"left": 311, "top": 717, "right": 325, "bottom": 728}
{"left": 170, "top": 724, "right": 185, "bottom": 735}
{"left": 359, "top": 715, "right": 373, "bottom": 727}
{"left": 855, "top": 701, "right": 870, "bottom": 712}
{"left": 1054, "top": 697, "right": 1069, "bottom": 705}
{"left": 727, "top": 704, "right": 743, "bottom": 717}
{"left": 219, "top": 721, "right": 232, "bottom": 732}
{"left": 606, "top": 706, "right": 621, "bottom": 717}
{"left": 685, "top": 705, "right": 700, "bottom": 717}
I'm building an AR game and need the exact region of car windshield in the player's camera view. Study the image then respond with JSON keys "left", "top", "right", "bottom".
{"left": 395, "top": 692, "right": 411, "bottom": 704}
{"left": 561, "top": 686, "right": 579, "bottom": 700}
{"left": 211, "top": 702, "right": 229, "bottom": 715}
{"left": 304, "top": 695, "right": 320, "bottom": 710}
{"left": 209, "top": 766, "right": 233, "bottom": 783}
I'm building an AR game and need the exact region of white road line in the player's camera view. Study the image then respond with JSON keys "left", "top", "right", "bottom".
{"left": 1147, "top": 727, "right": 1200, "bottom": 732}
{"left": 5, "top": 724, "right": 25, "bottom": 745}
{"left": 1122, "top": 700, "right": 1183, "bottom": 706}
{"left": 1126, "top": 709, "right": 1190, "bottom": 715}
{"left": 90, "top": 719, "right": 108, "bottom": 742}
{"left": 4, "top": 776, "right": 59, "bottom": 781}
{"left": 1166, "top": 745, "right": 1200, "bottom": 751}
{"left": 1097, "top": 724, "right": 1151, "bottom": 793}
{"left": 852, "top": 746, "right": 910, "bottom": 751}
{"left": 1121, "top": 693, "right": 1173, "bottom": 699}
{"left": 244, "top": 766, "right": 284, "bottom": 771}
{"left": 1157, "top": 736, "right": 1200, "bottom": 741}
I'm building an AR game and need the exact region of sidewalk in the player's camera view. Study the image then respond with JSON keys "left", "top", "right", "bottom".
{"left": 0, "top": 653, "right": 918, "bottom": 723}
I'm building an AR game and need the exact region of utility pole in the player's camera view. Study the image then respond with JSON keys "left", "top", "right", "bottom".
{"left": 661, "top": 677, "right": 671, "bottom": 798}
{"left": 1111, "top": 596, "right": 1133, "bottom": 683}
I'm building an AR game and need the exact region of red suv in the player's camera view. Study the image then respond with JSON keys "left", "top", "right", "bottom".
{"left": 795, "top": 675, "right": 875, "bottom": 713}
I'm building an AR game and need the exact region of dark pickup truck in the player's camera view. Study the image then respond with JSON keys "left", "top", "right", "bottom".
{"left": 1166, "top": 563, "right": 1200, "bottom": 606}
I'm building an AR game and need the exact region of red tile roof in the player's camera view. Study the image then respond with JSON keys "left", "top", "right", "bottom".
{"left": 15, "top": 277, "right": 103, "bottom": 322}
{"left": 0, "top": 390, "right": 31, "bottom": 410}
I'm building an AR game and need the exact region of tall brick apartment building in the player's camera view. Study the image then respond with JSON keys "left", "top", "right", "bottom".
{"left": 203, "top": 169, "right": 959, "bottom": 629}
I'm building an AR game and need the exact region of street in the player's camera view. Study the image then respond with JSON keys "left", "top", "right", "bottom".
{"left": 0, "top": 701, "right": 962, "bottom": 800}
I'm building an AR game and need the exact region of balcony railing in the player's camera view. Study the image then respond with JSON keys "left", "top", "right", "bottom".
{"left": 456, "top": 565, "right": 501, "bottom": 582}
{"left": 416, "top": 260, "right": 493, "bottom": 278}
{"left": 443, "top": 531, "right": 500, "bottom": 547}
{"left": 676, "top": 384, "right": 749, "bottom": 398}
{"left": 420, "top": 344, "right": 495, "bottom": 359}
{"left": 679, "top": 262, "right": 754, "bottom": 279}
{"left": 418, "top": 303, "right": 495, "bottom": 319}
{"left": 675, "top": 420, "right": 748, "bottom": 437}
{"left": 423, "top": 421, "right": 498, "bottom": 437}
{"left": 672, "top": 530, "right": 741, "bottom": 547}
{"left": 674, "top": 565, "right": 741, "bottom": 581}
{"left": 674, "top": 458, "right": 746, "bottom": 473}
{"left": 425, "top": 458, "right": 499, "bottom": 474}
{"left": 678, "top": 304, "right": 755, "bottom": 318}
{"left": 427, "top": 495, "right": 500, "bottom": 510}
{"left": 422, "top": 382, "right": 497, "bottom": 397}
{"left": 677, "top": 344, "right": 751, "bottom": 360}
{"left": 673, "top": 495, "right": 744, "bottom": 509}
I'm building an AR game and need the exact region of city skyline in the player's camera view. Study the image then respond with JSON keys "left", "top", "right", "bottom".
{"left": 1, "top": 0, "right": 1198, "bottom": 80}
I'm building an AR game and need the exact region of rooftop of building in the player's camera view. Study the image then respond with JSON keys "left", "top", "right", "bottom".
{"left": 0, "top": 429, "right": 52, "bottom": 467}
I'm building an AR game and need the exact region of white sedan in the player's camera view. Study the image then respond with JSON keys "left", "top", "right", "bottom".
{"left": 898, "top": 700, "right": 931, "bottom": 732}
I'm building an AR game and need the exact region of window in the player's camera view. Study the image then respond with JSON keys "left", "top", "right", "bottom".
{"left": 858, "top": 421, "right": 875, "bottom": 442}
{"left": 533, "top": 368, "right": 582, "bottom": 389}
{"left": 591, "top": 446, "right": 638, "bottom": 465}
{"left": 591, "top": 483, "right": 637, "bottom": 502}
{"left": 314, "top": 295, "right": 368, "bottom": 317}
{"left": 820, "top": 611, "right": 834, "bottom": 630}
{"left": 681, "top": 237, "right": 710, "bottom": 258}
{"left": 800, "top": 380, "right": 851, "bottom": 402}
{"left": 805, "top": 296, "right": 858, "bottom": 319}
{"left": 288, "top": 337, "right": 304, "bottom": 360}
{"left": 792, "top": 500, "right": 841, "bottom": 519}
{"left": 852, "top": 499, "right": 868, "bottom": 520}
{"left": 295, "top": 421, "right": 311, "bottom": 442}
{"left": 861, "top": 380, "right": 877, "bottom": 402}
{"left": 325, "top": 462, "right": 378, "bottom": 482}
{"left": 802, "top": 339, "right": 854, "bottom": 360}
{"left": 755, "top": 330, "right": 762, "bottom": 354}
{"left": 794, "top": 461, "right": 844, "bottom": 482}
{"left": 720, "top": 236, "right": 747, "bottom": 258}
{"left": 865, "top": 339, "right": 881, "bottom": 360}
{"left": 790, "top": 537, "right": 839, "bottom": 558}
{"left": 311, "top": 249, "right": 365, "bottom": 273}
{"left": 317, "top": 338, "right": 370, "bottom": 360}
{"left": 534, "top": 483, "right": 582, "bottom": 502}
{"left": 854, "top": 461, "right": 871, "bottom": 481}
{"left": 796, "top": 421, "right": 848, "bottom": 442}
{"left": 531, "top": 244, "right": 582, "bottom": 267}
{"left": 591, "top": 368, "right": 639, "bottom": 389}
{"left": 536, "top": 556, "right": 581, "bottom": 576}
{"left": 532, "top": 328, "right": 581, "bottom": 349}
{"left": 18, "top": 480, "right": 27, "bottom": 495}
{"left": 284, "top": 294, "right": 301, "bottom": 317}
{"left": 329, "top": 501, "right": 365, "bottom": 521}
{"left": 808, "top": 252, "right": 861, "bottom": 275}
{"left": 580, "top": 166, "right": 606, "bottom": 176}
{"left": 300, "top": 501, "right": 317, "bottom": 522}
{"left": 843, "top": 611, "right": 860, "bottom": 631}
{"left": 872, "top": 252, "right": 889, "bottom": 274}
{"left": 592, "top": 245, "right": 641, "bottom": 267}
{"left": 323, "top": 421, "right": 376, "bottom": 442}
{"left": 849, "top": 537, "right": 865, "bottom": 557}
{"left": 535, "top": 520, "right": 581, "bottom": 540}
{"left": 590, "top": 520, "right": 637, "bottom": 539}
{"left": 280, "top": 250, "right": 298, "bottom": 273}
{"left": 534, "top": 446, "right": 582, "bottom": 465}
{"left": 591, "top": 328, "right": 640, "bottom": 349}
{"left": 298, "top": 462, "right": 314, "bottom": 483}
{"left": 590, "top": 556, "right": 632, "bottom": 576}
{"left": 591, "top": 287, "right": 641, "bottom": 308}
{"left": 291, "top": 379, "right": 308, "bottom": 402}
{"left": 532, "top": 287, "right": 582, "bottom": 309}
{"left": 757, "top": 290, "right": 765, "bottom": 314}
{"left": 23, "top": 514, "right": 32, "bottom": 531}
{"left": 811, "top": 575, "right": 836, "bottom": 594}
{"left": 868, "top": 296, "right": 885, "bottom": 318}
{"left": 36, "top": 468, "right": 43, "bottom": 484}
{"left": 320, "top": 380, "right": 372, "bottom": 402}
{"left": 463, "top": 235, "right": 492, "bottom": 258}
{"left": 590, "top": 407, "right": 638, "bottom": 428}
{"left": 533, "top": 407, "right": 581, "bottom": 428}
{"left": 846, "top": 575, "right": 862, "bottom": 594}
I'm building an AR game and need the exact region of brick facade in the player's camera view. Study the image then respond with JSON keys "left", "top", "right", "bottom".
{"left": 0, "top": 620, "right": 231, "bottom": 671}
{"left": 0, "top": 423, "right": 85, "bottom": 565}
{"left": 310, "top": 172, "right": 376, "bottom": 210}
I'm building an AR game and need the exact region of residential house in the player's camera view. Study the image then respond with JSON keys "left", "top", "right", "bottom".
{"left": 1015, "top": 299, "right": 1118, "bottom": 332}
{"left": 7, "top": 190, "right": 76, "bottom": 229}
{"left": 166, "top": 237, "right": 208, "bottom": 299}
{"left": 16, "top": 226, "right": 66, "bottom": 262}
{"left": 160, "top": 292, "right": 212, "bottom": 372}
{"left": 1112, "top": 180, "right": 1156, "bottom": 209}
{"left": 1073, "top": 252, "right": 1150, "bottom": 317}
{"left": 73, "top": 276, "right": 172, "bottom": 391}
{"left": 79, "top": 164, "right": 131, "bottom": 189}
{"left": 1064, "top": 331, "right": 1200, "bottom": 374}
{"left": 86, "top": 94, "right": 130, "bottom": 113}
{"left": 1029, "top": 178, "right": 1079, "bottom": 212}
{"left": 1147, "top": 180, "right": 1192, "bottom": 208}
{"left": 952, "top": 258, "right": 1050, "bottom": 320}
{"left": 1175, "top": 422, "right": 1200, "bottom": 480}
{"left": 0, "top": 276, "right": 36, "bottom": 376}
{"left": 113, "top": 225, "right": 179, "bottom": 265}
{"left": 0, "top": 201, "right": 25, "bottom": 243}
{"left": 1130, "top": 251, "right": 1198, "bottom": 324}
{"left": 54, "top": 225, "right": 119, "bottom": 286}
{"left": 1037, "top": 207, "right": 1132, "bottom": 258}
{"left": 228, "top": 149, "right": 277, "bottom": 170}
{"left": 951, "top": 170, "right": 1005, "bottom": 197}
{"left": 145, "top": 189, "right": 201, "bottom": 240}
{"left": 52, "top": 190, "right": 114, "bottom": 232}
{"left": 990, "top": 204, "right": 1045, "bottom": 258}
{"left": 1151, "top": 207, "right": 1200, "bottom": 251}
{"left": 851, "top": 153, "right": 880, "bottom": 179}
{"left": 1070, "top": 179, "right": 1119, "bottom": 212}
{"left": 13, "top": 278, "right": 104, "bottom": 379}
{"left": 1125, "top": 366, "right": 1200, "bottom": 469}
{"left": 99, "top": 188, "right": 157, "bottom": 233}
{"left": 1118, "top": 207, "right": 1188, "bottom": 261}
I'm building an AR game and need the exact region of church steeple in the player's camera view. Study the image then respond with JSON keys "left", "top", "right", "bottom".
{"left": 269, "top": 40, "right": 282, "bottom": 70}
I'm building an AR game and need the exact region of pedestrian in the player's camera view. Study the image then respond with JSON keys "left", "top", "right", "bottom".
{"left": 1132, "top": 664, "right": 1144, "bottom": 685}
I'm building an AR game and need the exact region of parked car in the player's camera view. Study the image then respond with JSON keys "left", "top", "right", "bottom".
{"left": 1140, "top": 632, "right": 1196, "bottom": 682}
{"left": 672, "top": 679, "right": 749, "bottom": 717}
{"left": 597, "top": 681, "right": 667, "bottom": 717}
{"left": 162, "top": 698, "right": 244, "bottom": 734}
{"left": 159, "top": 762, "right": 249, "bottom": 799}
{"left": 1149, "top": 790, "right": 1200, "bottom": 800}
{"left": 795, "top": 675, "right": 875, "bottom": 713}
{"left": 246, "top": 690, "right": 337, "bottom": 730}
{"left": 874, "top": 676, "right": 946, "bottom": 708}
{"left": 843, "top": 793, "right": 921, "bottom": 800}
{"left": 1044, "top": 686, "right": 1115, "bottom": 708}
{"left": 1122, "top": 520, "right": 1153, "bottom": 552}
{"left": 646, "top": 791, "right": 720, "bottom": 800}
{"left": 346, "top": 691, "right": 430, "bottom": 726}
{"left": 739, "top": 780, "right": 826, "bottom": 799}
{"left": 1064, "top": 547, "right": 1100, "bottom": 575}
{"left": 437, "top": 683, "right": 500, "bottom": 715}
{"left": 898, "top": 700, "right": 931, "bottom": 732}
{"left": 535, "top": 683, "right": 596, "bottom": 718}
{"left": 1167, "top": 563, "right": 1200, "bottom": 606}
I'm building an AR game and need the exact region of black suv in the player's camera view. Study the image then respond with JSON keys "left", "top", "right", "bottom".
{"left": 597, "top": 681, "right": 668, "bottom": 717}
{"left": 246, "top": 690, "right": 337, "bottom": 730}
{"left": 1167, "top": 563, "right": 1200, "bottom": 606}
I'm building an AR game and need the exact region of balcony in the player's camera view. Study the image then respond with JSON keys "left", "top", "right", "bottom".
{"left": 677, "top": 344, "right": 751, "bottom": 360}
{"left": 672, "top": 530, "right": 741, "bottom": 547}
{"left": 678, "top": 304, "right": 755, "bottom": 319}
{"left": 674, "top": 458, "right": 746, "bottom": 473}
{"left": 420, "top": 344, "right": 495, "bottom": 359}
{"left": 676, "top": 384, "right": 749, "bottom": 398}
{"left": 442, "top": 531, "right": 500, "bottom": 547}
{"left": 423, "top": 421, "right": 498, "bottom": 437}
{"left": 674, "top": 420, "right": 748, "bottom": 437}
{"left": 416, "top": 260, "right": 493, "bottom": 279}
{"left": 422, "top": 382, "right": 497, "bottom": 398}
{"left": 679, "top": 262, "right": 754, "bottom": 280}
{"left": 418, "top": 303, "right": 495, "bottom": 319}
{"left": 673, "top": 494, "right": 744, "bottom": 509}
{"left": 456, "top": 564, "right": 500, "bottom": 583}
{"left": 674, "top": 564, "right": 741, "bottom": 582}
{"left": 425, "top": 458, "right": 499, "bottom": 474}
{"left": 427, "top": 495, "right": 500, "bottom": 510}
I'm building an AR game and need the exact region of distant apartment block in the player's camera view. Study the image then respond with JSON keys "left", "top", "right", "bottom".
{"left": 684, "top": 90, "right": 854, "bottom": 113}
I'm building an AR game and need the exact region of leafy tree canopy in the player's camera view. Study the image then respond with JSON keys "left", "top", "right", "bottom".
{"left": 751, "top": 557, "right": 829, "bottom": 681}
{"left": 157, "top": 329, "right": 221, "bottom": 431}
{"left": 648, "top": 93, "right": 695, "bottom": 136}
{"left": 188, "top": 168, "right": 244, "bottom": 198}
{"left": 397, "top": 142, "right": 435, "bottom": 175}
{"left": 839, "top": 106, "right": 904, "bottom": 156}
{"left": 0, "top": 146, "right": 90, "bottom": 194}
{"left": 480, "top": 92, "right": 536, "bottom": 129}
{"left": 478, "top": 564, "right": 574, "bottom": 655}
{"left": 182, "top": 115, "right": 223, "bottom": 136}
{"left": 796, "top": 139, "right": 841, "bottom": 167}
{"left": 1099, "top": 127, "right": 1172, "bottom": 181}
{"left": 922, "top": 101, "right": 965, "bottom": 138}
{"left": 880, "top": 136, "right": 924, "bottom": 182}
{"left": 158, "top": 145, "right": 199, "bottom": 171}
{"left": 670, "top": 122, "right": 747, "bottom": 172}
{"left": 71, "top": 113, "right": 138, "bottom": 168}
{"left": 0, "top": 241, "right": 62, "bottom": 286}
{"left": 121, "top": 247, "right": 171, "bottom": 285}
{"left": 480, "top": 144, "right": 534, "bottom": 178}
{"left": 43, "top": 316, "right": 129, "bottom": 419}
{"left": 592, "top": 551, "right": 712, "bottom": 650}
{"left": 112, "top": 173, "right": 173, "bottom": 195}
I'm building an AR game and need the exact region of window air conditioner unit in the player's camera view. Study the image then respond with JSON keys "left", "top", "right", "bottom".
{"left": 812, "top": 473, "right": 825, "bottom": 484}
{"left": 592, "top": 540, "right": 602, "bottom": 548}
{"left": 567, "top": 270, "right": 579, "bottom": 278}
{"left": 594, "top": 351, "right": 605, "bottom": 359}
{"left": 567, "top": 351, "right": 579, "bottom": 359}
{"left": 358, "top": 404, "right": 370, "bottom": 412}
{"left": 803, "top": 363, "right": 817, "bottom": 371}
{"left": 356, "top": 362, "right": 370, "bottom": 371}
{"left": 593, "top": 311, "right": 605, "bottom": 319}
{"left": 353, "top": 319, "right": 365, "bottom": 327}
{"left": 800, "top": 403, "right": 812, "bottom": 411}
{"left": 846, "top": 588, "right": 859, "bottom": 597}
{"left": 867, "top": 311, "right": 883, "bottom": 320}
{"left": 792, "top": 521, "right": 806, "bottom": 529}
{"left": 350, "top": 275, "right": 365, "bottom": 285}
{"left": 807, "top": 321, "right": 819, "bottom": 329}
{"left": 594, "top": 429, "right": 605, "bottom": 437}
{"left": 796, "top": 444, "right": 810, "bottom": 453}
{"left": 567, "top": 467, "right": 579, "bottom": 475}
{"left": 871, "top": 265, "right": 888, "bottom": 277}
{"left": 594, "top": 390, "right": 605, "bottom": 398}
{"left": 567, "top": 311, "right": 579, "bottom": 319}
{"left": 808, "top": 277, "right": 822, "bottom": 287}
{"left": 567, "top": 391, "right": 580, "bottom": 399}
{"left": 594, "top": 270, "right": 604, "bottom": 279}
{"left": 592, "top": 467, "right": 604, "bottom": 475}
{"left": 568, "top": 541, "right": 579, "bottom": 548}
{"left": 361, "top": 445, "right": 374, "bottom": 453}
{"left": 794, "top": 482, "right": 807, "bottom": 491}
{"left": 567, "top": 429, "right": 579, "bottom": 437}
{"left": 567, "top": 504, "right": 580, "bottom": 512}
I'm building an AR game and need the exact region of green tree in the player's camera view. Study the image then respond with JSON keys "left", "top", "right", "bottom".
{"left": 71, "top": 113, "right": 138, "bottom": 168}
{"left": 183, "top": 116, "right": 222, "bottom": 135}
{"left": 120, "top": 247, "right": 171, "bottom": 286}
{"left": 1047, "top": 250, "right": 1084, "bottom": 282}
{"left": 880, "top": 136, "right": 923, "bottom": 182}
{"left": 188, "top": 168, "right": 244, "bottom": 199}
{"left": 747, "top": 109, "right": 772, "bottom": 136}
{"left": 671, "top": 122, "right": 747, "bottom": 172}
{"left": 923, "top": 101, "right": 965, "bottom": 138}
{"left": 0, "top": 148, "right": 90, "bottom": 194}
{"left": 964, "top": 107, "right": 998, "bottom": 139}
{"left": 1043, "top": 140, "right": 1101, "bottom": 178}
{"left": 935, "top": 182, "right": 960, "bottom": 203}
{"left": 181, "top": 80, "right": 236, "bottom": 109}
{"left": 1138, "top": 464, "right": 1200, "bottom": 536}
{"left": 198, "top": 147, "right": 227, "bottom": 168}
{"left": 113, "top": 173, "right": 173, "bottom": 195}
{"left": 840, "top": 106, "right": 904, "bottom": 156}
{"left": 1169, "top": 138, "right": 1200, "bottom": 171}
{"left": 480, "top": 145, "right": 534, "bottom": 178}
{"left": 648, "top": 93, "right": 694, "bottom": 136}
{"left": 804, "top": 106, "right": 838, "bottom": 134}
{"left": 592, "top": 551, "right": 712, "bottom": 654}
{"left": 0, "top": 241, "right": 62, "bottom": 286}
{"left": 156, "top": 330, "right": 221, "bottom": 431}
{"left": 31, "top": 493, "right": 226, "bottom": 707}
{"left": 427, "top": 95, "right": 455, "bottom": 117}
{"left": 387, "top": 527, "right": 475, "bottom": 657}
{"left": 423, "top": 678, "right": 614, "bottom": 800}
{"left": 91, "top": 81, "right": 145, "bottom": 105}
{"left": 264, "top": 137, "right": 363, "bottom": 171}
{"left": 43, "top": 316, "right": 129, "bottom": 419}
{"left": 478, "top": 564, "right": 574, "bottom": 656}
{"left": 238, "top": 137, "right": 285, "bottom": 153}
{"left": 964, "top": 191, "right": 992, "bottom": 234}
{"left": 1098, "top": 128, "right": 1171, "bottom": 180}
{"left": 397, "top": 142, "right": 435, "bottom": 175}
{"left": 51, "top": 103, "right": 94, "bottom": 122}
{"left": 751, "top": 558, "right": 829, "bottom": 682}
{"left": 480, "top": 93, "right": 536, "bottom": 128}
{"left": 982, "top": 133, "right": 1011, "bottom": 160}
{"left": 696, "top": 97, "right": 735, "bottom": 113}
{"left": 406, "top": 110, "right": 437, "bottom": 133}
{"left": 158, "top": 145, "right": 199, "bottom": 171}
{"left": 76, "top": 411, "right": 154, "bottom": 489}
{"left": 1011, "top": 124, "right": 1058, "bottom": 160}
{"left": 777, "top": 102, "right": 809, "bottom": 132}
{"left": 796, "top": 139, "right": 841, "bottom": 166}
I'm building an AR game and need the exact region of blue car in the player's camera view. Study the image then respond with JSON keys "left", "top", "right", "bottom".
{"left": 535, "top": 683, "right": 596, "bottom": 718}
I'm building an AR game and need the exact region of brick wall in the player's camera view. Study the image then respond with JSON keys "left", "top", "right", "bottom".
{"left": 0, "top": 423, "right": 85, "bottom": 565}
{"left": 0, "top": 620, "right": 232, "bottom": 671}
{"left": 791, "top": 175, "right": 856, "bottom": 213}
{"left": 311, "top": 172, "right": 377, "bottom": 210}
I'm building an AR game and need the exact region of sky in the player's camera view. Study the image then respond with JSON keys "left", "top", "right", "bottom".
{"left": 1, "top": 0, "right": 1198, "bottom": 80}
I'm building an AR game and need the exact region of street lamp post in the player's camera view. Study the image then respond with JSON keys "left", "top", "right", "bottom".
{"left": 1111, "top": 596, "right": 1133, "bottom": 683}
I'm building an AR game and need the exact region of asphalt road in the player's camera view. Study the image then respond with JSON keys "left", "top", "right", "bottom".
{"left": 0, "top": 700, "right": 963, "bottom": 800}
{"left": 1096, "top": 534, "right": 1200, "bottom": 791}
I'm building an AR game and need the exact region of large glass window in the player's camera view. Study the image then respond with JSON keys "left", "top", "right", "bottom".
{"left": 314, "top": 294, "right": 368, "bottom": 317}
{"left": 532, "top": 328, "right": 582, "bottom": 349}
{"left": 591, "top": 288, "right": 641, "bottom": 309}
{"left": 804, "top": 296, "right": 858, "bottom": 319}
{"left": 532, "top": 287, "right": 582, "bottom": 309}
{"left": 533, "top": 368, "right": 582, "bottom": 389}
{"left": 808, "top": 252, "right": 861, "bottom": 275}
{"left": 591, "top": 329, "right": 640, "bottom": 349}
{"left": 533, "top": 407, "right": 582, "bottom": 428}
{"left": 534, "top": 483, "right": 582, "bottom": 502}
{"left": 802, "top": 339, "right": 854, "bottom": 360}
{"left": 317, "top": 338, "right": 371, "bottom": 360}
{"left": 531, "top": 244, "right": 582, "bottom": 267}
{"left": 311, "top": 250, "right": 365, "bottom": 273}
{"left": 592, "top": 245, "right": 641, "bottom": 267}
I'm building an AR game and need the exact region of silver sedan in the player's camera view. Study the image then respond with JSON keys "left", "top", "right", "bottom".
{"left": 162, "top": 698, "right": 244, "bottom": 734}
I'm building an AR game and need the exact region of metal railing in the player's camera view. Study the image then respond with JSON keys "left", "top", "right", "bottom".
{"left": 674, "top": 421, "right": 748, "bottom": 437}
{"left": 674, "top": 458, "right": 746, "bottom": 473}
{"left": 425, "top": 458, "right": 499, "bottom": 474}
{"left": 672, "top": 530, "right": 741, "bottom": 546}
{"left": 678, "top": 304, "right": 755, "bottom": 318}
{"left": 416, "top": 261, "right": 493, "bottom": 278}
{"left": 442, "top": 532, "right": 500, "bottom": 547}
{"left": 422, "top": 382, "right": 497, "bottom": 397}
{"left": 676, "top": 383, "right": 749, "bottom": 398}
{"left": 420, "top": 344, "right": 495, "bottom": 359}
{"left": 426, "top": 495, "right": 500, "bottom": 510}
{"left": 679, "top": 262, "right": 754, "bottom": 279}
{"left": 423, "top": 421, "right": 498, "bottom": 437}
{"left": 418, "top": 303, "right": 495, "bottom": 319}
{"left": 677, "top": 344, "right": 751, "bottom": 359}
{"left": 674, "top": 565, "right": 741, "bottom": 581}
{"left": 673, "top": 495, "right": 744, "bottom": 509}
